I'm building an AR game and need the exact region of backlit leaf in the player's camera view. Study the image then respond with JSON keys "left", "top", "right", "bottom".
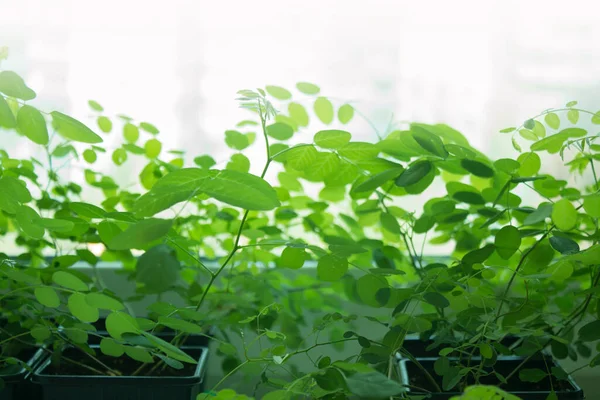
{"left": 17, "top": 105, "right": 48, "bottom": 145}
{"left": 296, "top": 82, "right": 320, "bottom": 95}
{"left": 314, "top": 129, "right": 351, "bottom": 149}
{"left": 266, "top": 85, "right": 292, "bottom": 100}
{"left": 108, "top": 218, "right": 173, "bottom": 250}
{"left": 0, "top": 71, "right": 36, "bottom": 100}
{"left": 551, "top": 199, "right": 577, "bottom": 231}
{"left": 314, "top": 97, "right": 334, "bottom": 124}
{"left": 317, "top": 254, "right": 348, "bottom": 281}
{"left": 51, "top": 111, "right": 103, "bottom": 144}
{"left": 338, "top": 104, "right": 354, "bottom": 124}
{"left": 395, "top": 161, "right": 432, "bottom": 187}
{"left": 68, "top": 292, "right": 99, "bottom": 323}
{"left": 52, "top": 271, "right": 89, "bottom": 292}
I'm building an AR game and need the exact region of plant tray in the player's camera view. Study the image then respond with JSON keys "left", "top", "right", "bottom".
{"left": 399, "top": 356, "right": 584, "bottom": 399}
{"left": 32, "top": 345, "right": 208, "bottom": 400}
{"left": 0, "top": 347, "right": 45, "bottom": 400}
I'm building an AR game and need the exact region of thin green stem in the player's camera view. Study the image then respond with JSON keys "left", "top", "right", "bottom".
{"left": 194, "top": 98, "right": 272, "bottom": 312}
{"left": 494, "top": 227, "right": 553, "bottom": 322}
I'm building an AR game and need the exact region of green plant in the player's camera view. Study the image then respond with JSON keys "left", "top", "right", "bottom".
{"left": 1, "top": 54, "right": 599, "bottom": 400}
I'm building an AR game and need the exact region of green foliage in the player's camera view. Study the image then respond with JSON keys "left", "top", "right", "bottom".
{"left": 1, "top": 63, "right": 598, "bottom": 399}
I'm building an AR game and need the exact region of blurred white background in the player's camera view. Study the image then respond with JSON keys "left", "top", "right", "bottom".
{"left": 2, "top": 0, "right": 599, "bottom": 149}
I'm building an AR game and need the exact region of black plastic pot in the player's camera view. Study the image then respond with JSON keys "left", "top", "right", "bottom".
{"left": 32, "top": 345, "right": 209, "bottom": 400}
{"left": 399, "top": 356, "right": 584, "bottom": 399}
{"left": 0, "top": 347, "right": 44, "bottom": 400}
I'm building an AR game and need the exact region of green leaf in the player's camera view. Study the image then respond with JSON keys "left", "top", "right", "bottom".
{"left": 17, "top": 105, "right": 48, "bottom": 145}
{"left": 83, "top": 149, "right": 97, "bottom": 163}
{"left": 314, "top": 97, "right": 334, "bottom": 124}
{"left": 15, "top": 205, "right": 44, "bottom": 239}
{"left": 337, "top": 142, "right": 379, "bottom": 160}
{"left": 495, "top": 226, "right": 521, "bottom": 259}
{"left": 30, "top": 325, "right": 51, "bottom": 341}
{"left": 125, "top": 347, "right": 154, "bottom": 363}
{"left": 97, "top": 116, "right": 112, "bottom": 133}
{"left": 453, "top": 191, "right": 486, "bottom": 205}
{"left": 549, "top": 236, "right": 579, "bottom": 255}
{"left": 111, "top": 148, "right": 127, "bottom": 165}
{"left": 88, "top": 100, "right": 103, "bottom": 111}
{"left": 197, "top": 170, "right": 280, "bottom": 210}
{"left": 225, "top": 130, "right": 250, "bottom": 150}
{"left": 69, "top": 202, "right": 107, "bottom": 218}
{"left": 356, "top": 275, "right": 388, "bottom": 307}
{"left": 533, "top": 121, "right": 546, "bottom": 138}
{"left": 144, "top": 139, "right": 162, "bottom": 158}
{"left": 106, "top": 312, "right": 140, "bottom": 340}
{"left": 34, "top": 286, "right": 60, "bottom": 308}
{"left": 108, "top": 219, "right": 173, "bottom": 250}
{"left": 314, "top": 129, "right": 351, "bottom": 149}
{"left": 0, "top": 176, "right": 32, "bottom": 213}
{"left": 411, "top": 126, "right": 449, "bottom": 158}
{"left": 226, "top": 153, "right": 250, "bottom": 172}
{"left": 158, "top": 317, "right": 202, "bottom": 334}
{"left": 296, "top": 82, "right": 320, "bottom": 95}
{"left": 579, "top": 321, "right": 600, "bottom": 342}
{"left": 304, "top": 152, "right": 339, "bottom": 181}
{"left": 282, "top": 145, "right": 318, "bottom": 170}
{"left": 68, "top": 292, "right": 99, "bottom": 323}
{"left": 530, "top": 128, "right": 587, "bottom": 154}
{"left": 338, "top": 104, "right": 354, "bottom": 124}
{"left": 0, "top": 94, "right": 16, "bottom": 128}
{"left": 100, "top": 338, "right": 125, "bottom": 357}
{"left": 194, "top": 155, "right": 216, "bottom": 169}
{"left": 518, "top": 152, "right": 541, "bottom": 176}
{"left": 524, "top": 119, "right": 535, "bottom": 129}
{"left": 52, "top": 271, "right": 89, "bottom": 292}
{"left": 280, "top": 247, "right": 307, "bottom": 269}
{"left": 136, "top": 244, "right": 180, "bottom": 293}
{"left": 288, "top": 102, "right": 309, "bottom": 127}
{"left": 568, "top": 109, "right": 579, "bottom": 124}
{"left": 494, "top": 158, "right": 520, "bottom": 174}
{"left": 461, "top": 159, "right": 494, "bottom": 178}
{"left": 85, "top": 292, "right": 125, "bottom": 310}
{"left": 393, "top": 314, "right": 432, "bottom": 333}
{"left": 51, "top": 111, "right": 102, "bottom": 144}
{"left": 380, "top": 212, "right": 400, "bottom": 235}
{"left": 519, "top": 368, "right": 547, "bottom": 383}
{"left": 140, "top": 122, "right": 159, "bottom": 134}
{"left": 97, "top": 221, "right": 123, "bottom": 244}
{"left": 524, "top": 203, "right": 552, "bottom": 225}
{"left": 583, "top": 194, "right": 600, "bottom": 218}
{"left": 266, "top": 123, "right": 293, "bottom": 141}
{"left": 39, "top": 218, "right": 74, "bottom": 233}
{"left": 134, "top": 169, "right": 209, "bottom": 217}
{"left": 423, "top": 292, "right": 450, "bottom": 308}
{"left": 317, "top": 254, "right": 348, "bottom": 281}
{"left": 395, "top": 161, "right": 432, "bottom": 187}
{"left": 123, "top": 123, "right": 139, "bottom": 143}
{"left": 143, "top": 333, "right": 197, "bottom": 364}
{"left": 544, "top": 113, "right": 560, "bottom": 129}
{"left": 344, "top": 370, "right": 403, "bottom": 397}
{"left": 0, "top": 71, "right": 36, "bottom": 100}
{"left": 266, "top": 85, "right": 292, "bottom": 100}
{"left": 551, "top": 199, "right": 577, "bottom": 231}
